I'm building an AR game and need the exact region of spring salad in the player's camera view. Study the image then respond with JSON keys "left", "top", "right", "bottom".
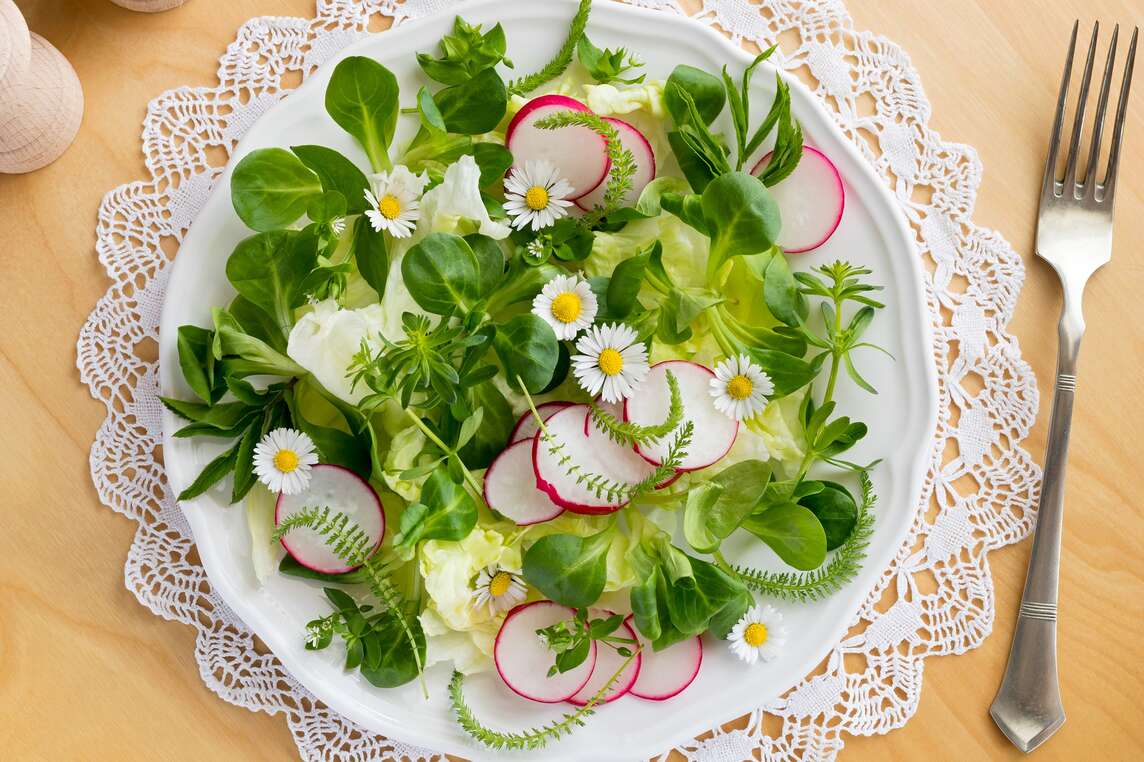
{"left": 163, "top": 0, "right": 887, "bottom": 750}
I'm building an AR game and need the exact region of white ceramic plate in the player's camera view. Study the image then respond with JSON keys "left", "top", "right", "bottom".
{"left": 159, "top": 1, "right": 938, "bottom": 759}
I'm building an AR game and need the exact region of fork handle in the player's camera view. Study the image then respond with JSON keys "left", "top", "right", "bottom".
{"left": 990, "top": 288, "right": 1084, "bottom": 752}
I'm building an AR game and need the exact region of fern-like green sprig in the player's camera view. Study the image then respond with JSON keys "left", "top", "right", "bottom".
{"left": 448, "top": 648, "right": 639, "bottom": 750}
{"left": 588, "top": 371, "right": 682, "bottom": 447}
{"left": 507, "top": 0, "right": 591, "bottom": 96}
{"left": 515, "top": 375, "right": 692, "bottom": 505}
{"left": 533, "top": 110, "right": 636, "bottom": 224}
{"left": 733, "top": 471, "right": 877, "bottom": 602}
{"left": 273, "top": 506, "right": 429, "bottom": 697}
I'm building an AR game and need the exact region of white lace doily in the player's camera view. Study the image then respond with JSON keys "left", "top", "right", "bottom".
{"left": 77, "top": 1, "right": 1041, "bottom": 759}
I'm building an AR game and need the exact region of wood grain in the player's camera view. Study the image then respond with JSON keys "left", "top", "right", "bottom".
{"left": 0, "top": 0, "right": 1141, "bottom": 759}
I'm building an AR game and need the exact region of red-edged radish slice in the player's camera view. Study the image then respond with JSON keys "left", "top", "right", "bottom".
{"left": 533, "top": 405, "right": 649, "bottom": 514}
{"left": 494, "top": 601, "right": 597, "bottom": 703}
{"left": 627, "top": 617, "right": 703, "bottom": 701}
{"left": 510, "top": 401, "right": 572, "bottom": 444}
{"left": 752, "top": 145, "right": 844, "bottom": 253}
{"left": 625, "top": 361, "right": 738, "bottom": 472}
{"left": 566, "top": 610, "right": 642, "bottom": 706}
{"left": 506, "top": 95, "right": 611, "bottom": 198}
{"left": 575, "top": 117, "right": 656, "bottom": 211}
{"left": 275, "top": 464, "right": 384, "bottom": 574}
{"left": 484, "top": 439, "right": 564, "bottom": 525}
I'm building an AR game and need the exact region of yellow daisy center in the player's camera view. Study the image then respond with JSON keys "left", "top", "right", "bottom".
{"left": 744, "top": 622, "right": 768, "bottom": 647}
{"left": 525, "top": 185, "right": 550, "bottom": 210}
{"left": 727, "top": 374, "right": 754, "bottom": 400}
{"left": 550, "top": 292, "right": 582, "bottom": 323}
{"left": 273, "top": 449, "right": 300, "bottom": 473}
{"left": 378, "top": 194, "right": 402, "bottom": 220}
{"left": 488, "top": 571, "right": 513, "bottom": 597}
{"left": 597, "top": 348, "right": 624, "bottom": 376}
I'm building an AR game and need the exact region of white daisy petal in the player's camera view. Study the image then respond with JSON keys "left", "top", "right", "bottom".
{"left": 364, "top": 165, "right": 427, "bottom": 239}
{"left": 728, "top": 604, "right": 787, "bottom": 665}
{"left": 570, "top": 322, "right": 649, "bottom": 402}
{"left": 470, "top": 565, "right": 527, "bottom": 616}
{"left": 252, "top": 428, "right": 318, "bottom": 495}
{"left": 709, "top": 354, "right": 773, "bottom": 421}
{"left": 502, "top": 161, "right": 575, "bottom": 232}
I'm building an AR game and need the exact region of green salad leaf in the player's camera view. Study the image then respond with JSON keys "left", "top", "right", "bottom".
{"left": 230, "top": 148, "right": 322, "bottom": 232}
{"left": 349, "top": 215, "right": 389, "bottom": 298}
{"left": 741, "top": 501, "right": 827, "bottom": 570}
{"left": 225, "top": 230, "right": 317, "bottom": 337}
{"left": 494, "top": 314, "right": 559, "bottom": 393}
{"left": 701, "top": 171, "right": 782, "bottom": 281}
{"left": 291, "top": 144, "right": 370, "bottom": 214}
{"left": 576, "top": 35, "right": 644, "bottom": 84}
{"left": 433, "top": 67, "right": 508, "bottom": 135}
{"left": 523, "top": 528, "right": 612, "bottom": 609}
{"left": 683, "top": 459, "right": 772, "bottom": 553}
{"left": 417, "top": 17, "right": 509, "bottom": 86}
{"left": 400, "top": 232, "right": 482, "bottom": 315}
{"left": 325, "top": 56, "right": 400, "bottom": 172}
{"left": 393, "top": 469, "right": 478, "bottom": 550}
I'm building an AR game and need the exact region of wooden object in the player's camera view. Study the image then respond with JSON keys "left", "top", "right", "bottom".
{"left": 0, "top": 0, "right": 82, "bottom": 174}
{"left": 0, "top": 0, "right": 1140, "bottom": 760}
{"left": 108, "top": 0, "right": 189, "bottom": 12}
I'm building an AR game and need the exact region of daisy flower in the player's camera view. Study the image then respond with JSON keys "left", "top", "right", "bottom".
{"left": 329, "top": 216, "right": 347, "bottom": 237}
{"left": 572, "top": 322, "right": 650, "bottom": 403}
{"left": 503, "top": 160, "right": 574, "bottom": 231}
{"left": 710, "top": 354, "right": 774, "bottom": 421}
{"left": 252, "top": 428, "right": 319, "bottom": 495}
{"left": 364, "top": 165, "right": 428, "bottom": 238}
{"left": 470, "top": 565, "right": 527, "bottom": 615}
{"left": 728, "top": 604, "right": 787, "bottom": 664}
{"left": 532, "top": 273, "right": 598, "bottom": 340}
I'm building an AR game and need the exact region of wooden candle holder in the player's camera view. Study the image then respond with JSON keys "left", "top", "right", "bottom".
{"left": 0, "top": 0, "right": 84, "bottom": 174}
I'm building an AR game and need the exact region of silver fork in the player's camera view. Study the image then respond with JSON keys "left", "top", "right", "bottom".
{"left": 990, "top": 21, "right": 1137, "bottom": 754}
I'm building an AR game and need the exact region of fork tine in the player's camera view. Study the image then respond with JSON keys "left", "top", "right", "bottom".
{"left": 1102, "top": 26, "right": 1138, "bottom": 202}
{"left": 1063, "top": 22, "right": 1100, "bottom": 193}
{"left": 1082, "top": 25, "right": 1118, "bottom": 195}
{"left": 1044, "top": 21, "right": 1079, "bottom": 196}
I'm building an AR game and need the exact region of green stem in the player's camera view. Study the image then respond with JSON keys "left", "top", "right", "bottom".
{"left": 713, "top": 549, "right": 735, "bottom": 575}
{"left": 707, "top": 306, "right": 741, "bottom": 358}
{"left": 822, "top": 296, "right": 844, "bottom": 404}
{"left": 403, "top": 408, "right": 484, "bottom": 498}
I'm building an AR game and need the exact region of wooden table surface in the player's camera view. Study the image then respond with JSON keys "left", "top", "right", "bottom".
{"left": 2, "top": 0, "right": 1142, "bottom": 759}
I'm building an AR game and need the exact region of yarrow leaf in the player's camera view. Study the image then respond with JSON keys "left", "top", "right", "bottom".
{"left": 448, "top": 647, "right": 639, "bottom": 750}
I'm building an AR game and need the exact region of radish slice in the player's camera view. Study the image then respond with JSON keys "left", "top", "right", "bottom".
{"left": 753, "top": 145, "right": 844, "bottom": 253}
{"left": 274, "top": 464, "right": 384, "bottom": 574}
{"left": 625, "top": 361, "right": 738, "bottom": 472}
{"left": 627, "top": 617, "right": 702, "bottom": 701}
{"left": 566, "top": 610, "right": 642, "bottom": 706}
{"left": 510, "top": 401, "right": 572, "bottom": 444}
{"left": 483, "top": 439, "right": 564, "bottom": 525}
{"left": 506, "top": 95, "right": 610, "bottom": 198}
{"left": 533, "top": 405, "right": 649, "bottom": 514}
{"left": 575, "top": 117, "right": 656, "bottom": 211}
{"left": 494, "top": 601, "right": 597, "bottom": 703}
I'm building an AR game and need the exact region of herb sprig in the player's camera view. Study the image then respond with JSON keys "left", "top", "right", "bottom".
{"left": 273, "top": 506, "right": 429, "bottom": 697}
{"left": 534, "top": 110, "right": 637, "bottom": 224}
{"left": 448, "top": 647, "right": 640, "bottom": 750}
{"left": 507, "top": 0, "right": 592, "bottom": 96}
{"left": 537, "top": 609, "right": 636, "bottom": 676}
{"left": 587, "top": 370, "right": 683, "bottom": 446}
{"left": 733, "top": 471, "right": 876, "bottom": 601}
